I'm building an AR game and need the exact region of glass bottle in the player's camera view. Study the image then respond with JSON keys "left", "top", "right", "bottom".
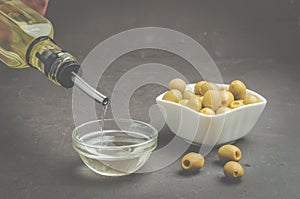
{"left": 0, "top": 0, "right": 108, "bottom": 105}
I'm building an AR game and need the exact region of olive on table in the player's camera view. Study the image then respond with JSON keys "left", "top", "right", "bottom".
{"left": 168, "top": 78, "right": 186, "bottom": 93}
{"left": 183, "top": 90, "right": 195, "bottom": 99}
{"left": 162, "top": 89, "right": 182, "bottom": 103}
{"left": 230, "top": 100, "right": 244, "bottom": 109}
{"left": 200, "top": 107, "right": 215, "bottom": 115}
{"left": 194, "top": 81, "right": 206, "bottom": 95}
{"left": 244, "top": 94, "right": 260, "bottom": 105}
{"left": 216, "top": 106, "right": 231, "bottom": 114}
{"left": 181, "top": 152, "right": 205, "bottom": 171}
{"left": 220, "top": 90, "right": 234, "bottom": 107}
{"left": 223, "top": 161, "right": 244, "bottom": 179}
{"left": 229, "top": 80, "right": 247, "bottom": 100}
{"left": 199, "top": 82, "right": 219, "bottom": 96}
{"left": 186, "top": 95, "right": 202, "bottom": 111}
{"left": 202, "top": 90, "right": 222, "bottom": 111}
{"left": 218, "top": 144, "right": 242, "bottom": 161}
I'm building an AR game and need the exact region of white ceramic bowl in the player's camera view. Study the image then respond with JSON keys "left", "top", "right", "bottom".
{"left": 156, "top": 84, "right": 267, "bottom": 145}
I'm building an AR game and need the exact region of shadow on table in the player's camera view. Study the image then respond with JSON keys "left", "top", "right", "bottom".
{"left": 58, "top": 158, "right": 145, "bottom": 186}
{"left": 218, "top": 176, "right": 243, "bottom": 185}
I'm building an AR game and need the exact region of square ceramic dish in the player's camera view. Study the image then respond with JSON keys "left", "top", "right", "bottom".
{"left": 156, "top": 84, "right": 267, "bottom": 145}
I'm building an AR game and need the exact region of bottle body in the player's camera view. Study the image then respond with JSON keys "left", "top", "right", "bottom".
{"left": 0, "top": 0, "right": 80, "bottom": 88}
{"left": 0, "top": 0, "right": 53, "bottom": 68}
{"left": 0, "top": 0, "right": 108, "bottom": 104}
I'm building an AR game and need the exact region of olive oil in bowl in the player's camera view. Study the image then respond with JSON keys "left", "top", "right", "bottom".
{"left": 72, "top": 119, "right": 158, "bottom": 176}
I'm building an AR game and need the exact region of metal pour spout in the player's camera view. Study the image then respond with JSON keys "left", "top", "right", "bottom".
{"left": 71, "top": 72, "right": 109, "bottom": 106}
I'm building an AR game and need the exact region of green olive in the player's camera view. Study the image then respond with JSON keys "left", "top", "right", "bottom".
{"left": 229, "top": 80, "right": 247, "bottom": 100}
{"left": 216, "top": 106, "right": 231, "bottom": 114}
{"left": 181, "top": 152, "right": 205, "bottom": 171}
{"left": 219, "top": 87, "right": 228, "bottom": 91}
{"left": 162, "top": 89, "right": 182, "bottom": 103}
{"left": 230, "top": 100, "right": 244, "bottom": 109}
{"left": 194, "top": 81, "right": 207, "bottom": 95}
{"left": 183, "top": 90, "right": 195, "bottom": 100}
{"left": 199, "top": 82, "right": 219, "bottom": 96}
{"left": 223, "top": 161, "right": 244, "bottom": 179}
{"left": 200, "top": 108, "right": 215, "bottom": 115}
{"left": 196, "top": 95, "right": 204, "bottom": 104}
{"left": 186, "top": 95, "right": 202, "bottom": 111}
{"left": 220, "top": 90, "right": 234, "bottom": 107}
{"left": 244, "top": 94, "right": 260, "bottom": 105}
{"left": 179, "top": 99, "right": 189, "bottom": 106}
{"left": 168, "top": 78, "right": 186, "bottom": 93}
{"left": 202, "top": 90, "right": 222, "bottom": 111}
{"left": 218, "top": 144, "right": 242, "bottom": 161}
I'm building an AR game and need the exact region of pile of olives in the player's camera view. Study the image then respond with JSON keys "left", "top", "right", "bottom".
{"left": 163, "top": 78, "right": 260, "bottom": 115}
{"left": 181, "top": 144, "right": 245, "bottom": 180}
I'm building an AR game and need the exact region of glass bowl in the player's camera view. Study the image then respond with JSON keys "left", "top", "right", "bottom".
{"left": 72, "top": 119, "right": 158, "bottom": 176}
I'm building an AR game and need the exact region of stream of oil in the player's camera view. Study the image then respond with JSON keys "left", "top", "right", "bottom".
{"left": 100, "top": 104, "right": 108, "bottom": 145}
{"left": 79, "top": 104, "right": 152, "bottom": 176}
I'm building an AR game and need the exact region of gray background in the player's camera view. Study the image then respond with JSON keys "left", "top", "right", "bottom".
{"left": 1, "top": 0, "right": 300, "bottom": 198}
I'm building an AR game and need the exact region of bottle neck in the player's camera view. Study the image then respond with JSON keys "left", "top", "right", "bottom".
{"left": 26, "top": 36, "right": 80, "bottom": 88}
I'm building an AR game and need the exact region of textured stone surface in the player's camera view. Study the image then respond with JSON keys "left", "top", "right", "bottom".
{"left": 0, "top": 1, "right": 299, "bottom": 199}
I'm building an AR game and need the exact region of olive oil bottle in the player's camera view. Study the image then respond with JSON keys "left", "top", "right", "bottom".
{"left": 0, "top": 0, "right": 108, "bottom": 105}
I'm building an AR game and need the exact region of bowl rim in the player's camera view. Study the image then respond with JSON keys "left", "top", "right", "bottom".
{"left": 72, "top": 118, "right": 158, "bottom": 150}
{"left": 156, "top": 83, "right": 267, "bottom": 118}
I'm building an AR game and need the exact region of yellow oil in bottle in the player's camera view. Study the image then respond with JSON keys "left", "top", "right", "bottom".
{"left": 0, "top": 0, "right": 108, "bottom": 104}
{"left": 0, "top": 0, "right": 53, "bottom": 68}
{"left": 0, "top": 0, "right": 79, "bottom": 88}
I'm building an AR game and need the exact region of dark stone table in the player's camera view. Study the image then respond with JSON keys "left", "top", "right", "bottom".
{"left": 0, "top": 1, "right": 299, "bottom": 198}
